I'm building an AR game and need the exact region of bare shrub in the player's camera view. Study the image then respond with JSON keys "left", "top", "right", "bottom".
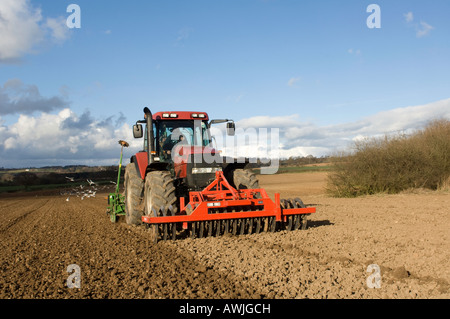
{"left": 327, "top": 119, "right": 450, "bottom": 197}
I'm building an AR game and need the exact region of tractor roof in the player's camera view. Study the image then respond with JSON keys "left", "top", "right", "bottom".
{"left": 153, "top": 111, "right": 209, "bottom": 121}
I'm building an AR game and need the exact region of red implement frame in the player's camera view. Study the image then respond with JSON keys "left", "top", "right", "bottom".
{"left": 141, "top": 171, "right": 315, "bottom": 229}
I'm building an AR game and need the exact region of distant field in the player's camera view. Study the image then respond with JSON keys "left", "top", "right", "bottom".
{"left": 0, "top": 184, "right": 59, "bottom": 193}
{"left": 276, "top": 165, "right": 332, "bottom": 174}
{"left": 0, "top": 183, "right": 86, "bottom": 194}
{"left": 0, "top": 165, "right": 120, "bottom": 194}
{"left": 1, "top": 164, "right": 332, "bottom": 194}
{"left": 0, "top": 180, "right": 116, "bottom": 194}
{"left": 253, "top": 163, "right": 333, "bottom": 174}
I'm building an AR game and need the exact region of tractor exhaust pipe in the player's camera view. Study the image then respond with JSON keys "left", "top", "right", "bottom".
{"left": 143, "top": 107, "right": 154, "bottom": 164}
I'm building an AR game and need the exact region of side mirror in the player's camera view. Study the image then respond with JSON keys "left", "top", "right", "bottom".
{"left": 133, "top": 124, "right": 143, "bottom": 138}
{"left": 226, "top": 122, "right": 235, "bottom": 136}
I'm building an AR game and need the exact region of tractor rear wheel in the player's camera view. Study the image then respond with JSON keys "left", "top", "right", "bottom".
{"left": 144, "top": 171, "right": 178, "bottom": 242}
{"left": 124, "top": 164, "right": 144, "bottom": 226}
{"left": 232, "top": 169, "right": 260, "bottom": 190}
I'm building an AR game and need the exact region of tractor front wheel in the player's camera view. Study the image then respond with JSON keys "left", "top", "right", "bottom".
{"left": 144, "top": 171, "right": 178, "bottom": 243}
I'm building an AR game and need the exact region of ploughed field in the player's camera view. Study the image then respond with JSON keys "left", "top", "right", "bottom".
{"left": 0, "top": 172, "right": 449, "bottom": 299}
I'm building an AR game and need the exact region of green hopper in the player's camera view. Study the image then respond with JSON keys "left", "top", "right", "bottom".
{"left": 106, "top": 140, "right": 129, "bottom": 223}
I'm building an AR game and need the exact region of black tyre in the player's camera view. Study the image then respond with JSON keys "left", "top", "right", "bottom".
{"left": 124, "top": 164, "right": 144, "bottom": 226}
{"left": 232, "top": 169, "right": 260, "bottom": 190}
{"left": 144, "top": 171, "right": 178, "bottom": 242}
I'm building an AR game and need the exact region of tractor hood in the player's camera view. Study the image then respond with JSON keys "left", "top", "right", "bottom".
{"left": 175, "top": 145, "right": 219, "bottom": 156}
{"left": 172, "top": 145, "right": 223, "bottom": 166}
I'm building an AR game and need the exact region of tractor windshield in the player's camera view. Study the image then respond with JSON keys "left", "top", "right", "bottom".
{"left": 156, "top": 120, "right": 210, "bottom": 162}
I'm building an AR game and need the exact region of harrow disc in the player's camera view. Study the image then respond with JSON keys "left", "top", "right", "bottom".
{"left": 224, "top": 219, "right": 230, "bottom": 234}
{"left": 215, "top": 220, "right": 222, "bottom": 237}
{"left": 268, "top": 216, "right": 277, "bottom": 232}
{"left": 294, "top": 198, "right": 308, "bottom": 230}
{"left": 161, "top": 206, "right": 169, "bottom": 241}
{"left": 255, "top": 217, "right": 262, "bottom": 234}
{"left": 207, "top": 221, "right": 213, "bottom": 237}
{"left": 148, "top": 207, "right": 159, "bottom": 243}
{"left": 199, "top": 221, "right": 205, "bottom": 238}
{"left": 282, "top": 197, "right": 309, "bottom": 231}
{"left": 287, "top": 199, "right": 300, "bottom": 230}
{"left": 281, "top": 199, "right": 293, "bottom": 231}
{"left": 169, "top": 205, "right": 177, "bottom": 241}
{"left": 247, "top": 218, "right": 254, "bottom": 235}
{"left": 147, "top": 196, "right": 310, "bottom": 242}
{"left": 231, "top": 219, "right": 238, "bottom": 235}
{"left": 189, "top": 222, "right": 198, "bottom": 239}
{"left": 239, "top": 218, "right": 246, "bottom": 235}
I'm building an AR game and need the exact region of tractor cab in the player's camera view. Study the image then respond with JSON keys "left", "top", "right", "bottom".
{"left": 132, "top": 109, "right": 236, "bottom": 191}
{"left": 151, "top": 112, "right": 212, "bottom": 163}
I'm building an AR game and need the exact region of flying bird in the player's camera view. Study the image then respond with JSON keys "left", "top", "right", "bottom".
{"left": 65, "top": 176, "right": 75, "bottom": 182}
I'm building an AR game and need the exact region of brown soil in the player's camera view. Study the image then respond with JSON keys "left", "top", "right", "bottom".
{"left": 0, "top": 172, "right": 449, "bottom": 299}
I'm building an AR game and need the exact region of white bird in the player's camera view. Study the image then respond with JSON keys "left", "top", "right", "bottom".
{"left": 109, "top": 181, "right": 117, "bottom": 185}
{"left": 66, "top": 197, "right": 70, "bottom": 202}
{"left": 87, "top": 179, "right": 96, "bottom": 186}
{"left": 65, "top": 176, "right": 75, "bottom": 182}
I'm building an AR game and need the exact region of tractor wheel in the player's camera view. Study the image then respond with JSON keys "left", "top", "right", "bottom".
{"left": 232, "top": 169, "right": 260, "bottom": 191}
{"left": 144, "top": 171, "right": 178, "bottom": 242}
{"left": 124, "top": 164, "right": 144, "bottom": 226}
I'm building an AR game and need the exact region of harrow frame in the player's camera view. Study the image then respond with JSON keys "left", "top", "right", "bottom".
{"left": 142, "top": 171, "right": 316, "bottom": 230}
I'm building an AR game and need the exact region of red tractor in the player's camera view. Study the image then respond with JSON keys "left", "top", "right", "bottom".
{"left": 123, "top": 107, "right": 315, "bottom": 242}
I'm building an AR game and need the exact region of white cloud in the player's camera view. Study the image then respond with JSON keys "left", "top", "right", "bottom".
{"left": 0, "top": 79, "right": 69, "bottom": 115}
{"left": 220, "top": 98, "right": 450, "bottom": 159}
{"left": 416, "top": 21, "right": 434, "bottom": 38}
{"left": 0, "top": 0, "right": 44, "bottom": 61}
{"left": 404, "top": 12, "right": 414, "bottom": 23}
{"left": 176, "top": 27, "right": 193, "bottom": 42}
{"left": 0, "top": 0, "right": 71, "bottom": 62}
{"left": 1, "top": 99, "right": 449, "bottom": 167}
{"left": 45, "top": 16, "right": 70, "bottom": 42}
{"left": 287, "top": 77, "right": 300, "bottom": 87}
{"left": 237, "top": 114, "right": 301, "bottom": 129}
{"left": 0, "top": 108, "right": 140, "bottom": 168}
{"left": 226, "top": 93, "right": 245, "bottom": 103}
{"left": 403, "top": 12, "right": 434, "bottom": 38}
{"left": 348, "top": 49, "right": 361, "bottom": 56}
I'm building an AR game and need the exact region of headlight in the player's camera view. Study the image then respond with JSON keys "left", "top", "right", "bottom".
{"left": 192, "top": 167, "right": 222, "bottom": 174}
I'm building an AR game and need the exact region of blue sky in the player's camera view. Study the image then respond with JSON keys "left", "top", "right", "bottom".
{"left": 1, "top": 0, "right": 450, "bottom": 167}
